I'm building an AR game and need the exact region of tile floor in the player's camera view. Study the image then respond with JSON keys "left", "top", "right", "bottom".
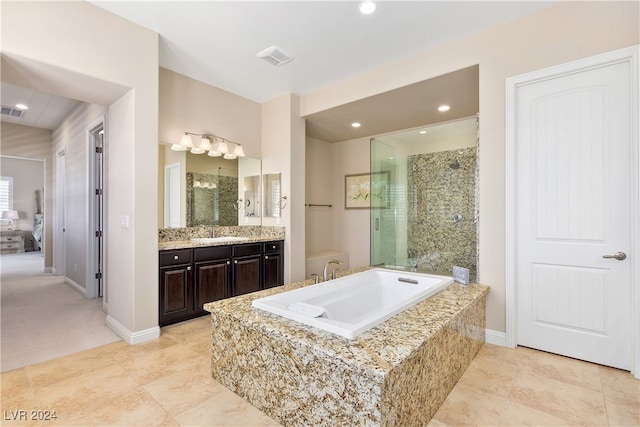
{"left": 1, "top": 315, "right": 638, "bottom": 426}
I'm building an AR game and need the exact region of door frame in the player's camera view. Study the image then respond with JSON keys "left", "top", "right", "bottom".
{"left": 505, "top": 45, "right": 639, "bottom": 378}
{"left": 54, "top": 148, "right": 66, "bottom": 277}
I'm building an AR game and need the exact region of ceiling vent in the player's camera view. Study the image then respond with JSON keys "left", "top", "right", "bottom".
{"left": 256, "top": 46, "right": 294, "bottom": 66}
{"left": 1, "top": 105, "right": 24, "bottom": 118}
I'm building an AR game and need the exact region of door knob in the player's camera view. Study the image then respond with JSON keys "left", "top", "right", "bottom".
{"left": 602, "top": 252, "right": 627, "bottom": 261}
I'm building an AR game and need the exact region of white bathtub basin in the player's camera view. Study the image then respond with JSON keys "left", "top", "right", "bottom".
{"left": 252, "top": 268, "right": 453, "bottom": 339}
{"left": 190, "top": 236, "right": 249, "bottom": 244}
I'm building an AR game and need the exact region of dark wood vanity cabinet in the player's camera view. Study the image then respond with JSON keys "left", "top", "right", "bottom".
{"left": 159, "top": 240, "right": 284, "bottom": 326}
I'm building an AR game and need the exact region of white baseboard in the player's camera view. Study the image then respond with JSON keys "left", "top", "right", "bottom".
{"left": 65, "top": 277, "right": 86, "bottom": 297}
{"left": 485, "top": 329, "right": 507, "bottom": 347}
{"left": 106, "top": 315, "right": 160, "bottom": 345}
{"left": 44, "top": 267, "right": 52, "bottom": 273}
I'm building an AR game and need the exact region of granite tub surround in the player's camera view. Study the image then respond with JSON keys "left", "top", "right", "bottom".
{"left": 158, "top": 226, "right": 285, "bottom": 250}
{"left": 204, "top": 273, "right": 489, "bottom": 426}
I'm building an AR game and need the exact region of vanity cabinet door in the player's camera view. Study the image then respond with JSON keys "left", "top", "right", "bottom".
{"left": 194, "top": 259, "right": 230, "bottom": 313}
{"left": 232, "top": 243, "right": 262, "bottom": 296}
{"left": 159, "top": 249, "right": 193, "bottom": 326}
{"left": 232, "top": 256, "right": 262, "bottom": 296}
{"left": 263, "top": 241, "right": 284, "bottom": 289}
{"left": 159, "top": 264, "right": 193, "bottom": 326}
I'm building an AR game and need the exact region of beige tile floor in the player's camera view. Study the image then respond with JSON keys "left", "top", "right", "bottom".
{"left": 1, "top": 316, "right": 638, "bottom": 427}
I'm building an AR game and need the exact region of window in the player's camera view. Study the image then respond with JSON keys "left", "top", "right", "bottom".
{"left": 0, "top": 176, "right": 13, "bottom": 225}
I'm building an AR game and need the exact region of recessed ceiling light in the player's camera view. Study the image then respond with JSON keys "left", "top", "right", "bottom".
{"left": 438, "top": 105, "right": 450, "bottom": 112}
{"left": 351, "top": 122, "right": 361, "bottom": 128}
{"left": 419, "top": 130, "right": 427, "bottom": 134}
{"left": 15, "top": 103, "right": 28, "bottom": 110}
{"left": 359, "top": 1, "right": 376, "bottom": 14}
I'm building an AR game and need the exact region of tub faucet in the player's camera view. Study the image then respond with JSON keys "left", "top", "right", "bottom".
{"left": 323, "top": 259, "right": 343, "bottom": 282}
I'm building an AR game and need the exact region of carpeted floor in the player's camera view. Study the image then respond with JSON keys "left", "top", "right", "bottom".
{"left": 0, "top": 252, "right": 121, "bottom": 372}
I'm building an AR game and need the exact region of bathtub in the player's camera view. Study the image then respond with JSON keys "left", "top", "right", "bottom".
{"left": 251, "top": 268, "right": 453, "bottom": 339}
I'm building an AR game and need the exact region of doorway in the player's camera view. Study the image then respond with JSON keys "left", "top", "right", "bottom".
{"left": 506, "top": 46, "right": 639, "bottom": 374}
{"left": 87, "top": 121, "right": 105, "bottom": 300}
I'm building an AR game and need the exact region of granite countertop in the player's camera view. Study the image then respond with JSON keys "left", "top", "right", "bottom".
{"left": 158, "top": 225, "right": 285, "bottom": 251}
{"left": 159, "top": 235, "right": 281, "bottom": 251}
{"left": 204, "top": 273, "right": 490, "bottom": 374}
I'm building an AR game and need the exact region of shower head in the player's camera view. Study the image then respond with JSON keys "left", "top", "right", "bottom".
{"left": 449, "top": 159, "right": 460, "bottom": 170}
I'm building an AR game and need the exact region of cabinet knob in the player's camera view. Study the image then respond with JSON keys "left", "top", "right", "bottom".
{"left": 173, "top": 255, "right": 179, "bottom": 260}
{"left": 227, "top": 261, "right": 230, "bottom": 265}
{"left": 234, "top": 260, "right": 238, "bottom": 264}
{"left": 265, "top": 255, "right": 269, "bottom": 260}
{"left": 187, "top": 266, "right": 191, "bottom": 271}
{"left": 272, "top": 245, "right": 276, "bottom": 249}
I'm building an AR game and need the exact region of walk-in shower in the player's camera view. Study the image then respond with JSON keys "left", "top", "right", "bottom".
{"left": 370, "top": 117, "right": 478, "bottom": 279}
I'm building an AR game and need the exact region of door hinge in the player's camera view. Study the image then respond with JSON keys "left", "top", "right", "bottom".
{"left": 96, "top": 147, "right": 103, "bottom": 154}
{"left": 95, "top": 272, "right": 102, "bottom": 279}
{"left": 95, "top": 230, "right": 102, "bottom": 237}
{"left": 95, "top": 189, "right": 102, "bottom": 195}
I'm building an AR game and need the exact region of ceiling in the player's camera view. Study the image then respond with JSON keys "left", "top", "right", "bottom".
{"left": 1, "top": 1, "right": 552, "bottom": 139}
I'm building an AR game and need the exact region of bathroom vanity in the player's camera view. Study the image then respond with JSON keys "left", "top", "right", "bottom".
{"left": 204, "top": 271, "right": 489, "bottom": 426}
{"left": 158, "top": 226, "right": 285, "bottom": 326}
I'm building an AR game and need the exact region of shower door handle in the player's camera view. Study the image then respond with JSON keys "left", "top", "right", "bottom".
{"left": 375, "top": 218, "right": 379, "bottom": 231}
{"left": 602, "top": 252, "right": 627, "bottom": 261}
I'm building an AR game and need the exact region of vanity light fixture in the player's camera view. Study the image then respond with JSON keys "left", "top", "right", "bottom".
{"left": 172, "top": 132, "right": 246, "bottom": 159}
{"left": 419, "top": 130, "right": 427, "bottom": 134}
{"left": 15, "top": 103, "right": 28, "bottom": 110}
{"left": 438, "top": 105, "right": 450, "bottom": 112}
{"left": 351, "top": 122, "right": 361, "bottom": 128}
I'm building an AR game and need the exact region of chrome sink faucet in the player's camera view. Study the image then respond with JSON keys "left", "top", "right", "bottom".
{"left": 323, "top": 259, "right": 344, "bottom": 282}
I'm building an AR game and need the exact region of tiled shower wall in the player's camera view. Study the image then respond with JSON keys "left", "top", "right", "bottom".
{"left": 186, "top": 172, "right": 239, "bottom": 227}
{"left": 407, "top": 147, "right": 477, "bottom": 278}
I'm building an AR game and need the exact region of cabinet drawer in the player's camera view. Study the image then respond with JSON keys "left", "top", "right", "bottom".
{"left": 263, "top": 241, "right": 282, "bottom": 253}
{"left": 232, "top": 243, "right": 261, "bottom": 257}
{"left": 194, "top": 245, "right": 231, "bottom": 262}
{"left": 159, "top": 249, "right": 192, "bottom": 267}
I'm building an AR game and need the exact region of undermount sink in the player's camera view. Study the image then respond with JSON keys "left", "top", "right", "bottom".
{"left": 190, "top": 236, "right": 249, "bottom": 244}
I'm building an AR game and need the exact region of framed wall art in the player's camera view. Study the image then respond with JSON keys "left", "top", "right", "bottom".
{"left": 344, "top": 171, "right": 390, "bottom": 209}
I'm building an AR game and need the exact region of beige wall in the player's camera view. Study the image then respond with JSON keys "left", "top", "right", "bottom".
{"left": 300, "top": 1, "right": 640, "bottom": 333}
{"left": 305, "top": 136, "right": 334, "bottom": 255}
{"left": 2, "top": 1, "right": 160, "bottom": 339}
{"left": 0, "top": 123, "right": 53, "bottom": 268}
{"left": 159, "top": 68, "right": 261, "bottom": 157}
{"left": 262, "top": 94, "right": 306, "bottom": 283}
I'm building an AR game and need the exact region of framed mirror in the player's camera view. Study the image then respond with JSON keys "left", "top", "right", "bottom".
{"left": 243, "top": 175, "right": 261, "bottom": 217}
{"left": 263, "top": 172, "right": 281, "bottom": 218}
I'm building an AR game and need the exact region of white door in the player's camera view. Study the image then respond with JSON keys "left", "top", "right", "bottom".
{"left": 514, "top": 53, "right": 634, "bottom": 369}
{"left": 164, "top": 163, "right": 181, "bottom": 228}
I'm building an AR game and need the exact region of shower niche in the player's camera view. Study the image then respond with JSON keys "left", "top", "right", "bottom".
{"left": 370, "top": 117, "right": 478, "bottom": 280}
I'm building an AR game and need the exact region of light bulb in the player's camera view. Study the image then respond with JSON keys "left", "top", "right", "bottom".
{"left": 180, "top": 133, "right": 193, "bottom": 148}
{"left": 171, "top": 144, "right": 187, "bottom": 151}
{"left": 208, "top": 150, "right": 221, "bottom": 157}
{"left": 233, "top": 145, "right": 245, "bottom": 157}
{"left": 200, "top": 137, "right": 212, "bottom": 151}
{"left": 217, "top": 141, "right": 229, "bottom": 154}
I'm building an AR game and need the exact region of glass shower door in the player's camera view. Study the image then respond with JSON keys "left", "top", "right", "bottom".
{"left": 370, "top": 138, "right": 406, "bottom": 268}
